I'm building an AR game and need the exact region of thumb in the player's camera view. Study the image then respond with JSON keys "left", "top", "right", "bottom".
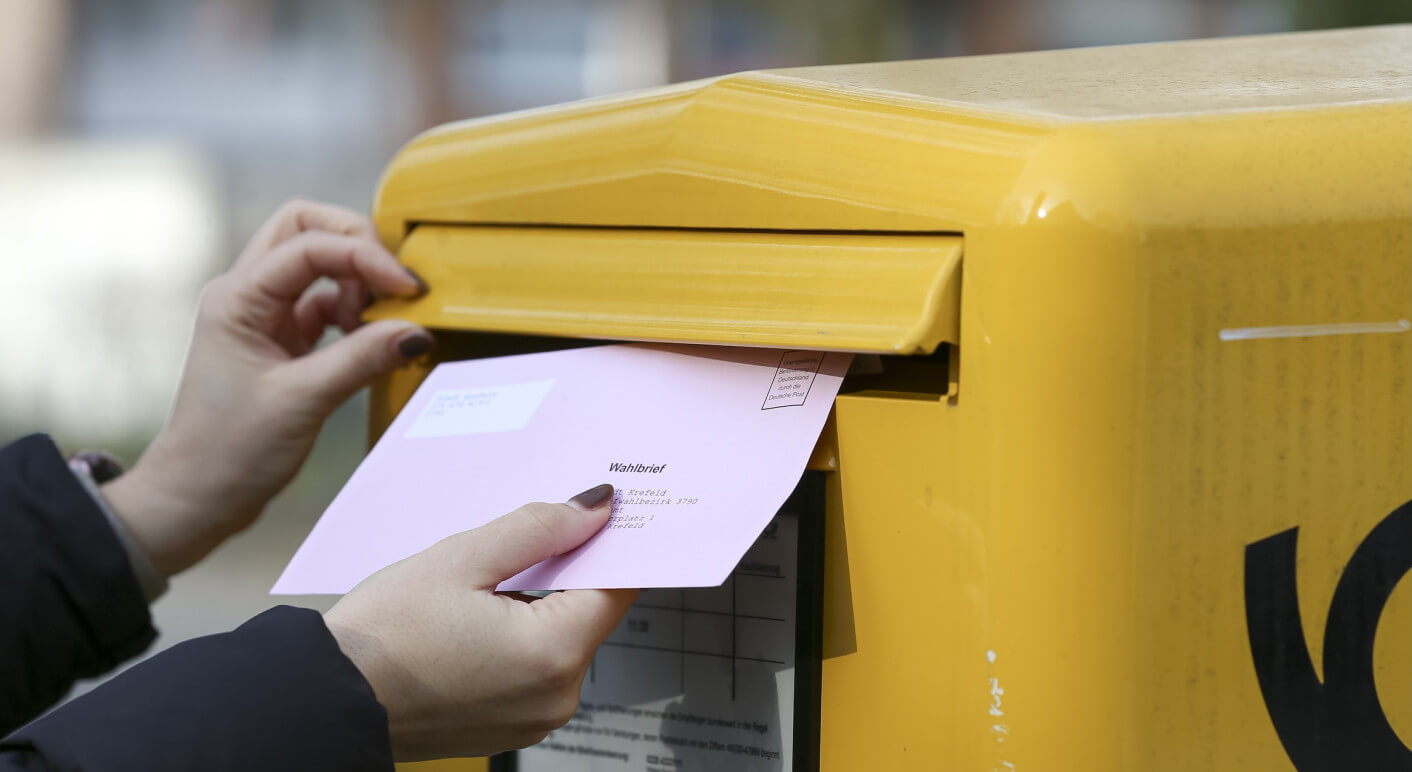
{"left": 462, "top": 485, "right": 615, "bottom": 588}
{"left": 532, "top": 587, "right": 640, "bottom": 649}
{"left": 281, "top": 319, "right": 433, "bottom": 410}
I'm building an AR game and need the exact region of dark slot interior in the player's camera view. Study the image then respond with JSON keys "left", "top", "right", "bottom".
{"left": 425, "top": 331, "right": 954, "bottom": 401}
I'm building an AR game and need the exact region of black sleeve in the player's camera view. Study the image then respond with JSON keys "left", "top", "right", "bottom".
{"left": 2, "top": 606, "right": 395, "bottom": 772}
{"left": 0, "top": 434, "right": 156, "bottom": 735}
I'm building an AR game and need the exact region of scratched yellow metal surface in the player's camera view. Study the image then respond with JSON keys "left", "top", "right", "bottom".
{"left": 374, "top": 26, "right": 1412, "bottom": 772}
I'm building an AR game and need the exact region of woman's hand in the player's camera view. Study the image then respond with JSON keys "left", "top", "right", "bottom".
{"left": 324, "top": 484, "right": 638, "bottom": 761}
{"left": 102, "top": 199, "right": 434, "bottom": 576}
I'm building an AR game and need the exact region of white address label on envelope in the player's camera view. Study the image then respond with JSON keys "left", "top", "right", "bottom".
{"left": 404, "top": 379, "right": 555, "bottom": 439}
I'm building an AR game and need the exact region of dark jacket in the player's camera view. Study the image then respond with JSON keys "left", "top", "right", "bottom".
{"left": 0, "top": 434, "right": 393, "bottom": 770}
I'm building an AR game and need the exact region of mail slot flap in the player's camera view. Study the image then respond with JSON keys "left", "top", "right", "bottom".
{"left": 369, "top": 225, "right": 962, "bottom": 354}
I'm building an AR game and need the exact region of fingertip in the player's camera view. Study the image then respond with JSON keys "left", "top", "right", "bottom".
{"left": 558, "top": 586, "right": 639, "bottom": 610}
{"left": 567, "top": 483, "right": 614, "bottom": 511}
{"left": 569, "top": 500, "right": 614, "bottom": 541}
{"left": 402, "top": 266, "right": 430, "bottom": 297}
{"left": 543, "top": 587, "right": 640, "bottom": 642}
{"left": 565, "top": 486, "right": 615, "bottom": 542}
{"left": 602, "top": 587, "right": 641, "bottom": 614}
{"left": 542, "top": 500, "right": 612, "bottom": 552}
{"left": 394, "top": 329, "right": 436, "bottom": 360}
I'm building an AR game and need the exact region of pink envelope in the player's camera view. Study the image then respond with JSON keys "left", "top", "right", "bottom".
{"left": 272, "top": 343, "right": 850, "bottom": 593}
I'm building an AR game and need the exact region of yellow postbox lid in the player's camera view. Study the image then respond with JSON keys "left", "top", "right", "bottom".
{"left": 372, "top": 25, "right": 1409, "bottom": 244}
{"left": 368, "top": 25, "right": 1408, "bottom": 353}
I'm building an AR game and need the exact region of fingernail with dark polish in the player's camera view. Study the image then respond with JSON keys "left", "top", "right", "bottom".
{"left": 568, "top": 483, "right": 614, "bottom": 511}
{"left": 397, "top": 332, "right": 436, "bottom": 359}
{"left": 404, "top": 267, "right": 430, "bottom": 296}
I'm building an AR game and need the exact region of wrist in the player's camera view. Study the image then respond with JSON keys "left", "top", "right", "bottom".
{"left": 324, "top": 614, "right": 402, "bottom": 723}
{"left": 99, "top": 458, "right": 207, "bottom": 577}
{"left": 70, "top": 457, "right": 169, "bottom": 601}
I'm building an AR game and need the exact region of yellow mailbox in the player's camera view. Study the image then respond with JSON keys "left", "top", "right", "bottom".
{"left": 371, "top": 26, "right": 1410, "bottom": 772}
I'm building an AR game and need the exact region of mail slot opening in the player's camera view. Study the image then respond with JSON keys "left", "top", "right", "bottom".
{"left": 421, "top": 330, "right": 609, "bottom": 363}
{"left": 411, "top": 331, "right": 953, "bottom": 396}
{"left": 840, "top": 344, "right": 956, "bottom": 401}
{"left": 419, "top": 331, "right": 957, "bottom": 401}
{"left": 368, "top": 332, "right": 959, "bottom": 452}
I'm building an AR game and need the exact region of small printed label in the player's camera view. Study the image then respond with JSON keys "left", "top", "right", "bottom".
{"left": 762, "top": 351, "right": 824, "bottom": 410}
{"left": 405, "top": 379, "right": 555, "bottom": 439}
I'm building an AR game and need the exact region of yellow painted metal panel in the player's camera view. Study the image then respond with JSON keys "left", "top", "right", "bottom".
{"left": 369, "top": 226, "right": 962, "bottom": 354}
{"left": 362, "top": 25, "right": 1412, "bottom": 772}
{"left": 370, "top": 70, "right": 1039, "bottom": 242}
{"left": 816, "top": 102, "right": 1411, "bottom": 769}
{"left": 371, "top": 26, "right": 1408, "bottom": 244}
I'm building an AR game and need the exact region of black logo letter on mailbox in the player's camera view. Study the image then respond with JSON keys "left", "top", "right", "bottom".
{"left": 1244, "top": 501, "right": 1412, "bottom": 770}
